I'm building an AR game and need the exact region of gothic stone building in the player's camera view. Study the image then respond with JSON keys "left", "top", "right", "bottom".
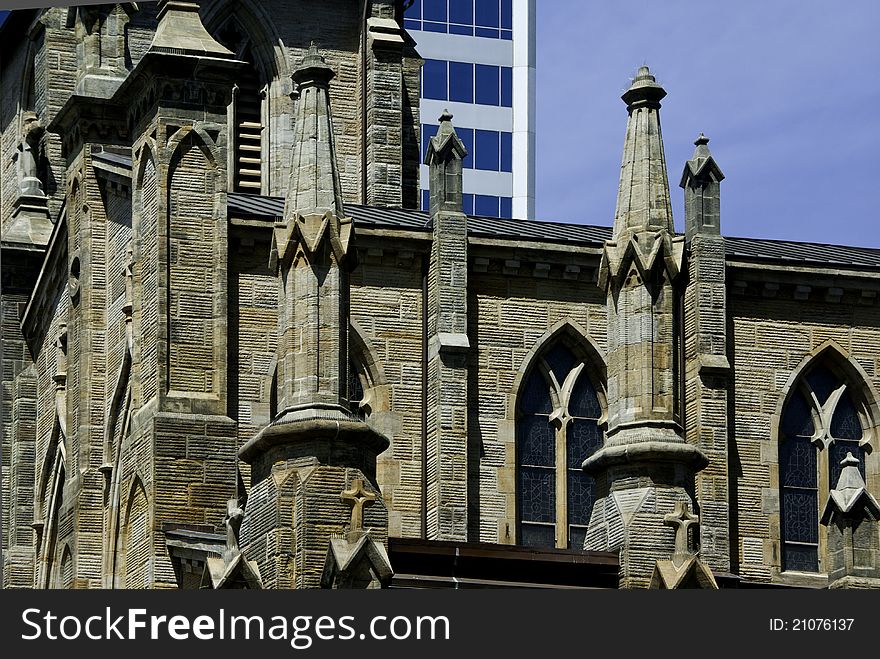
{"left": 2, "top": 1, "right": 880, "bottom": 590}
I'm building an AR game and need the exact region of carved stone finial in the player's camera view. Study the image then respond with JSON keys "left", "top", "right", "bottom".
{"left": 664, "top": 500, "right": 699, "bottom": 566}
{"left": 341, "top": 479, "right": 377, "bottom": 537}
{"left": 621, "top": 65, "right": 667, "bottom": 110}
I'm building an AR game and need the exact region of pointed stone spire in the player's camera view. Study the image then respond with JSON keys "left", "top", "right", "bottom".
{"left": 284, "top": 42, "right": 346, "bottom": 220}
{"left": 424, "top": 110, "right": 471, "bottom": 541}
{"left": 238, "top": 43, "right": 390, "bottom": 590}
{"left": 268, "top": 43, "right": 355, "bottom": 414}
{"left": 822, "top": 453, "right": 880, "bottom": 520}
{"left": 614, "top": 66, "right": 674, "bottom": 237}
{"left": 821, "top": 453, "right": 880, "bottom": 589}
{"left": 425, "top": 110, "right": 468, "bottom": 215}
{"left": 681, "top": 133, "right": 725, "bottom": 239}
{"left": 151, "top": 1, "right": 234, "bottom": 57}
{"left": 584, "top": 68, "right": 706, "bottom": 589}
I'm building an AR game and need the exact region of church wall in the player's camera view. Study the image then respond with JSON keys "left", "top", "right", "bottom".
{"left": 229, "top": 230, "right": 278, "bottom": 480}
{"left": 729, "top": 280, "right": 880, "bottom": 585}
{"left": 100, "top": 176, "right": 133, "bottom": 418}
{"left": 198, "top": 0, "right": 363, "bottom": 204}
{"left": 351, "top": 240, "right": 426, "bottom": 539}
{"left": 34, "top": 10, "right": 77, "bottom": 223}
{"left": 126, "top": 2, "right": 160, "bottom": 66}
{"left": 0, "top": 248, "right": 43, "bottom": 586}
{"left": 467, "top": 246, "right": 606, "bottom": 544}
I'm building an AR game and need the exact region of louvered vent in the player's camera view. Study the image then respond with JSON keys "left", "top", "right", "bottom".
{"left": 214, "top": 19, "right": 266, "bottom": 194}
{"left": 233, "top": 67, "right": 264, "bottom": 192}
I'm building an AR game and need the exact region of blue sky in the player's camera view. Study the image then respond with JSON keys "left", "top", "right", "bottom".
{"left": 535, "top": 1, "right": 880, "bottom": 247}
{"left": 3, "top": 4, "right": 877, "bottom": 247}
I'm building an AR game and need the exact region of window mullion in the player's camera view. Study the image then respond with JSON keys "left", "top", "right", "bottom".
{"left": 555, "top": 420, "right": 567, "bottom": 549}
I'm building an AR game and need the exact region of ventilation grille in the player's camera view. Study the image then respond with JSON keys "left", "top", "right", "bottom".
{"left": 234, "top": 74, "right": 263, "bottom": 193}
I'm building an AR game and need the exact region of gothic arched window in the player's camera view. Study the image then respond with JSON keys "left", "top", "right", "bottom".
{"left": 779, "top": 362, "right": 871, "bottom": 573}
{"left": 517, "top": 341, "right": 604, "bottom": 549}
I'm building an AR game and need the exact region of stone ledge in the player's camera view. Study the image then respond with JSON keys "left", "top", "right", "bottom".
{"left": 240, "top": 406, "right": 390, "bottom": 463}
{"left": 583, "top": 439, "right": 709, "bottom": 474}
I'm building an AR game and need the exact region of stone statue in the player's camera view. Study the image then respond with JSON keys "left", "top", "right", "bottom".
{"left": 14, "top": 112, "right": 45, "bottom": 197}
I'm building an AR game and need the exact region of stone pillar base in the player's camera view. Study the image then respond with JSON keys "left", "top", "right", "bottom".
{"left": 239, "top": 408, "right": 391, "bottom": 589}
{"left": 828, "top": 575, "right": 880, "bottom": 589}
{"left": 7, "top": 194, "right": 53, "bottom": 245}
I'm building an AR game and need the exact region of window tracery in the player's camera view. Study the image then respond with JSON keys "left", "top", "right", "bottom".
{"left": 517, "top": 341, "right": 604, "bottom": 549}
{"left": 779, "top": 361, "right": 873, "bottom": 573}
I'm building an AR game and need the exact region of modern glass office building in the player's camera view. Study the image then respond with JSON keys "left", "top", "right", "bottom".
{"left": 404, "top": 0, "right": 536, "bottom": 219}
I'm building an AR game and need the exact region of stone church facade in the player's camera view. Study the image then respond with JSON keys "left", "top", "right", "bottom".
{"left": 2, "top": 0, "right": 880, "bottom": 590}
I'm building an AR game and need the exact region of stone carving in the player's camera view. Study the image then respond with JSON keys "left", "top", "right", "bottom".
{"left": 341, "top": 478, "right": 377, "bottom": 539}
{"left": 224, "top": 497, "right": 245, "bottom": 556}
{"left": 202, "top": 497, "right": 263, "bottom": 590}
{"left": 821, "top": 453, "right": 880, "bottom": 589}
{"left": 649, "top": 500, "right": 718, "bottom": 589}
{"left": 664, "top": 500, "right": 699, "bottom": 568}
{"left": 14, "top": 112, "right": 45, "bottom": 197}
{"left": 322, "top": 479, "right": 392, "bottom": 589}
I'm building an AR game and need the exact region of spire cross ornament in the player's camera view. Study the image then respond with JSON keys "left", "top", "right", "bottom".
{"left": 341, "top": 479, "right": 377, "bottom": 535}
{"left": 664, "top": 500, "right": 699, "bottom": 566}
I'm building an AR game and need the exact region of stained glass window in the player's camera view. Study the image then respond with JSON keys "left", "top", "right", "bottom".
{"left": 829, "top": 392, "right": 865, "bottom": 485}
{"left": 806, "top": 364, "right": 836, "bottom": 406}
{"left": 778, "top": 363, "right": 870, "bottom": 574}
{"left": 517, "top": 341, "right": 603, "bottom": 550}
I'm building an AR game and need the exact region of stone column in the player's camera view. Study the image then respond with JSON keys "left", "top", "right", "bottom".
{"left": 239, "top": 45, "right": 390, "bottom": 589}
{"left": 365, "top": 0, "right": 405, "bottom": 208}
{"left": 680, "top": 134, "right": 730, "bottom": 572}
{"left": 424, "top": 111, "right": 470, "bottom": 542}
{"left": 583, "top": 68, "right": 708, "bottom": 588}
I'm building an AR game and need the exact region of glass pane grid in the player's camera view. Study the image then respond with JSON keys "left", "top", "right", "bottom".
{"left": 405, "top": 0, "right": 509, "bottom": 39}
{"left": 782, "top": 489, "right": 818, "bottom": 544}
{"left": 830, "top": 393, "right": 862, "bottom": 441}
{"left": 520, "top": 523, "right": 555, "bottom": 549}
{"left": 518, "top": 467, "right": 555, "bottom": 523}
{"left": 569, "top": 374, "right": 602, "bottom": 419}
{"left": 781, "top": 391, "right": 814, "bottom": 437}
{"left": 780, "top": 436, "right": 817, "bottom": 488}
{"left": 542, "top": 343, "right": 576, "bottom": 384}
{"left": 421, "top": 122, "right": 511, "bottom": 172}
{"left": 568, "top": 525, "right": 587, "bottom": 551}
{"left": 519, "top": 371, "right": 551, "bottom": 414}
{"left": 567, "top": 420, "right": 602, "bottom": 468}
{"left": 517, "top": 415, "right": 554, "bottom": 467}
{"left": 566, "top": 471, "right": 594, "bottom": 526}
{"left": 783, "top": 543, "right": 819, "bottom": 573}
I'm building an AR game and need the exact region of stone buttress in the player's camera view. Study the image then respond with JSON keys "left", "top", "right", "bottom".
{"left": 238, "top": 44, "right": 391, "bottom": 589}
{"left": 680, "top": 133, "right": 731, "bottom": 573}
{"left": 424, "top": 110, "right": 470, "bottom": 541}
{"left": 95, "top": 0, "right": 242, "bottom": 588}
{"left": 583, "top": 67, "right": 708, "bottom": 588}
